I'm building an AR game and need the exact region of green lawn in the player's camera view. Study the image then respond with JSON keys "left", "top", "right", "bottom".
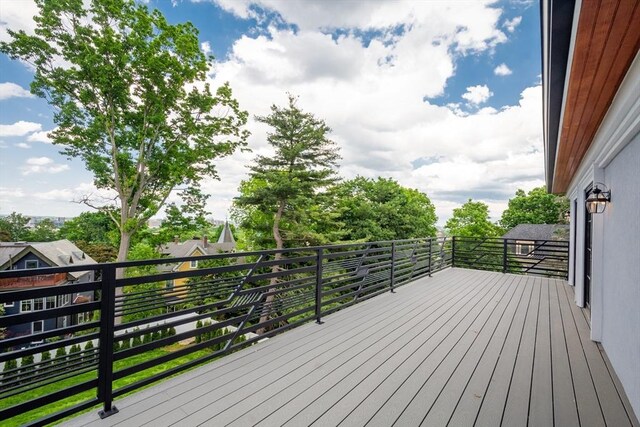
{"left": 1, "top": 345, "right": 214, "bottom": 426}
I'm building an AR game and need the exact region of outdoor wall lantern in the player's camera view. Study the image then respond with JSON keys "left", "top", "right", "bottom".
{"left": 585, "top": 183, "right": 611, "bottom": 214}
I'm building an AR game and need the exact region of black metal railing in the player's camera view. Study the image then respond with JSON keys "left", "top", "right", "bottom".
{"left": 451, "top": 236, "right": 569, "bottom": 278}
{"left": 0, "top": 236, "right": 567, "bottom": 425}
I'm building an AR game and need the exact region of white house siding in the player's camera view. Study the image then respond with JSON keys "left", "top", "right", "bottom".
{"left": 601, "top": 132, "right": 640, "bottom": 418}
{"left": 565, "top": 51, "right": 640, "bottom": 419}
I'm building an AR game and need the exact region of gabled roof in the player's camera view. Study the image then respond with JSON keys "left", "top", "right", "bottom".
{"left": 217, "top": 222, "right": 235, "bottom": 244}
{"left": 0, "top": 240, "right": 97, "bottom": 280}
{"left": 502, "top": 224, "right": 569, "bottom": 241}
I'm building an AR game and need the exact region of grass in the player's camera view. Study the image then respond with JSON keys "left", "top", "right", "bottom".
{"left": 1, "top": 344, "right": 214, "bottom": 427}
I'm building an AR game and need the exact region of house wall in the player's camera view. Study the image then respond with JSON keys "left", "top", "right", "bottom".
{"left": 601, "top": 133, "right": 640, "bottom": 417}
{"left": 170, "top": 248, "right": 204, "bottom": 299}
{"left": 566, "top": 52, "right": 640, "bottom": 417}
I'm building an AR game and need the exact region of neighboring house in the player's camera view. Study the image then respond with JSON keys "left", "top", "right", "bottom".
{"left": 542, "top": 0, "right": 640, "bottom": 417}
{"left": 158, "top": 222, "right": 236, "bottom": 299}
{"left": 502, "top": 224, "right": 569, "bottom": 257}
{"left": 0, "top": 240, "right": 97, "bottom": 341}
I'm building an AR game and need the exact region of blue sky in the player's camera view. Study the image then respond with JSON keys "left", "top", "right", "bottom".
{"left": 0, "top": 0, "right": 543, "bottom": 225}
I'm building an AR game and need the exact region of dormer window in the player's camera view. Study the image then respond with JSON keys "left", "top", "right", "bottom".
{"left": 25, "top": 260, "right": 39, "bottom": 269}
{"left": 190, "top": 260, "right": 198, "bottom": 268}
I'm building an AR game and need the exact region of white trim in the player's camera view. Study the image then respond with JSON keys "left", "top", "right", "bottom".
{"left": 3, "top": 301, "right": 14, "bottom": 308}
{"left": 25, "top": 260, "right": 39, "bottom": 269}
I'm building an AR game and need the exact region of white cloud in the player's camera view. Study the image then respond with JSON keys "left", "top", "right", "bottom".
{"left": 14, "top": 142, "right": 30, "bottom": 149}
{"left": 0, "top": 120, "right": 42, "bottom": 137}
{"left": 0, "top": 1, "right": 39, "bottom": 43}
{"left": 201, "top": 41, "right": 212, "bottom": 55}
{"left": 461, "top": 85, "right": 494, "bottom": 105}
{"left": 27, "top": 129, "right": 54, "bottom": 143}
{"left": 494, "top": 63, "right": 512, "bottom": 76}
{"left": 21, "top": 157, "right": 69, "bottom": 175}
{"left": 0, "top": 82, "right": 34, "bottom": 100}
{"left": 503, "top": 16, "right": 522, "bottom": 33}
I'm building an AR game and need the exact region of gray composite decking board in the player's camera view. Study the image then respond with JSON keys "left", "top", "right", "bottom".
{"left": 63, "top": 269, "right": 638, "bottom": 427}
{"left": 529, "top": 275, "right": 554, "bottom": 427}
{"left": 549, "top": 276, "right": 580, "bottom": 427}
{"left": 418, "top": 273, "right": 528, "bottom": 426}
{"left": 560, "top": 280, "right": 635, "bottom": 427}
{"left": 154, "top": 270, "right": 488, "bottom": 427}
{"left": 78, "top": 269, "right": 472, "bottom": 427}
{"left": 500, "top": 274, "right": 542, "bottom": 426}
{"left": 451, "top": 274, "right": 534, "bottom": 427}
{"left": 556, "top": 278, "right": 606, "bottom": 427}
{"left": 332, "top": 271, "right": 509, "bottom": 427}
{"left": 359, "top": 272, "right": 516, "bottom": 426}
{"left": 237, "top": 269, "right": 506, "bottom": 427}
{"left": 425, "top": 274, "right": 529, "bottom": 426}
{"left": 224, "top": 268, "right": 500, "bottom": 426}
{"left": 391, "top": 272, "right": 522, "bottom": 426}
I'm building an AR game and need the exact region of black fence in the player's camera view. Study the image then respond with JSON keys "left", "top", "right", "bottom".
{"left": 451, "top": 236, "right": 569, "bottom": 278}
{"left": 0, "top": 236, "right": 567, "bottom": 425}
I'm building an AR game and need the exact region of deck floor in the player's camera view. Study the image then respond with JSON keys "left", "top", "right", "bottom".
{"left": 67, "top": 268, "right": 638, "bottom": 427}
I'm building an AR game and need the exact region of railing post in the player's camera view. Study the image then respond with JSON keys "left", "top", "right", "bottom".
{"left": 315, "top": 248, "right": 324, "bottom": 324}
{"left": 451, "top": 236, "right": 456, "bottom": 268}
{"left": 390, "top": 242, "right": 396, "bottom": 293}
{"left": 97, "top": 265, "right": 118, "bottom": 418}
{"left": 428, "top": 238, "right": 432, "bottom": 277}
{"left": 503, "top": 239, "right": 508, "bottom": 273}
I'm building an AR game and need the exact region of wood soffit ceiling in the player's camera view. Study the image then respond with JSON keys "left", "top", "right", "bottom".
{"left": 553, "top": 0, "right": 640, "bottom": 193}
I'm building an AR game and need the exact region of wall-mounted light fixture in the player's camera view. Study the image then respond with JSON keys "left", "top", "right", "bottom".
{"left": 585, "top": 183, "right": 611, "bottom": 214}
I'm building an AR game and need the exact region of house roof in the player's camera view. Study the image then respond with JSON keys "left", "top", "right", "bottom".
{"left": 541, "top": 0, "right": 640, "bottom": 193}
{"left": 159, "top": 224, "right": 236, "bottom": 259}
{"left": 0, "top": 240, "right": 97, "bottom": 280}
{"left": 502, "top": 224, "right": 569, "bottom": 241}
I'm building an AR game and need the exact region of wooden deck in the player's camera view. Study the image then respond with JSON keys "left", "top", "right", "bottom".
{"left": 66, "top": 268, "right": 639, "bottom": 427}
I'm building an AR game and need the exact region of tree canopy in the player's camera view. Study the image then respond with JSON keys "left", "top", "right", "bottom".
{"left": 1, "top": 0, "right": 249, "bottom": 263}
{"left": 445, "top": 199, "right": 502, "bottom": 238}
{"left": 500, "top": 187, "right": 569, "bottom": 230}
{"left": 333, "top": 177, "right": 437, "bottom": 242}
{"left": 233, "top": 95, "right": 341, "bottom": 250}
{"left": 0, "top": 212, "right": 31, "bottom": 241}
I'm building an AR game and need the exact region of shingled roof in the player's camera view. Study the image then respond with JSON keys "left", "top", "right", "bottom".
{"left": 502, "top": 224, "right": 569, "bottom": 241}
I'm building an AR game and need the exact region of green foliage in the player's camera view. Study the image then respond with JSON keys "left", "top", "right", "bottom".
{"left": 0, "top": 212, "right": 30, "bottom": 241}
{"left": 113, "top": 341, "right": 121, "bottom": 352}
{"left": 58, "top": 212, "right": 118, "bottom": 246}
{"left": 132, "top": 334, "right": 142, "bottom": 347}
{"left": 122, "top": 243, "right": 164, "bottom": 322}
{"left": 233, "top": 95, "right": 341, "bottom": 250}
{"left": 39, "top": 351, "right": 52, "bottom": 368}
{"left": 3, "top": 358, "right": 18, "bottom": 373}
{"left": 333, "top": 177, "right": 437, "bottom": 241}
{"left": 195, "top": 320, "right": 203, "bottom": 344}
{"left": 83, "top": 341, "right": 95, "bottom": 362}
{"left": 168, "top": 327, "right": 176, "bottom": 337}
{"left": 0, "top": 0, "right": 249, "bottom": 262}
{"left": 445, "top": 199, "right": 502, "bottom": 238}
{"left": 500, "top": 187, "right": 570, "bottom": 230}
{"left": 20, "top": 355, "right": 35, "bottom": 379}
{"left": 120, "top": 336, "right": 131, "bottom": 351}
{"left": 54, "top": 347, "right": 67, "bottom": 366}
{"left": 26, "top": 219, "right": 59, "bottom": 242}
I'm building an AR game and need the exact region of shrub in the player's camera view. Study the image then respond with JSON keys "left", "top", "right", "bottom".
{"left": 168, "top": 326, "right": 176, "bottom": 337}
{"left": 20, "top": 354, "right": 35, "bottom": 382}
{"left": 195, "top": 320, "right": 203, "bottom": 344}
{"left": 84, "top": 341, "right": 95, "bottom": 363}
{"left": 2, "top": 358, "right": 18, "bottom": 385}
{"left": 120, "top": 337, "right": 130, "bottom": 350}
{"left": 55, "top": 346, "right": 67, "bottom": 366}
{"left": 132, "top": 334, "right": 142, "bottom": 347}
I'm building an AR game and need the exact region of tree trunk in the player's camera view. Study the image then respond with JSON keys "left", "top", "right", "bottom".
{"left": 257, "top": 200, "right": 285, "bottom": 334}
{"left": 113, "top": 230, "right": 132, "bottom": 325}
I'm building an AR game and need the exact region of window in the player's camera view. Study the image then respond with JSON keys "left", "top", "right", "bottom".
{"left": 32, "top": 320, "right": 44, "bottom": 342}
{"left": 59, "top": 294, "right": 70, "bottom": 306}
{"left": 33, "top": 298, "right": 44, "bottom": 311}
{"left": 21, "top": 300, "right": 33, "bottom": 312}
{"left": 46, "top": 296, "right": 56, "bottom": 309}
{"left": 25, "top": 260, "right": 39, "bottom": 269}
{"left": 516, "top": 240, "right": 534, "bottom": 256}
{"left": 190, "top": 260, "right": 198, "bottom": 268}
{"left": 4, "top": 301, "right": 14, "bottom": 308}
{"left": 77, "top": 312, "right": 88, "bottom": 324}
{"left": 165, "top": 279, "right": 174, "bottom": 290}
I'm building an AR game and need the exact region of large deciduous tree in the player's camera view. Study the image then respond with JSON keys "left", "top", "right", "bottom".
{"left": 445, "top": 199, "right": 502, "bottom": 238}
{"left": 1, "top": 0, "right": 249, "bottom": 266}
{"left": 500, "top": 187, "right": 569, "bottom": 230}
{"left": 0, "top": 212, "right": 31, "bottom": 241}
{"left": 232, "top": 95, "right": 340, "bottom": 332}
{"left": 333, "top": 177, "right": 437, "bottom": 242}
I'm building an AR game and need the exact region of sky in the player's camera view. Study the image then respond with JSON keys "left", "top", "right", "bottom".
{"left": 0, "top": 0, "right": 543, "bottom": 226}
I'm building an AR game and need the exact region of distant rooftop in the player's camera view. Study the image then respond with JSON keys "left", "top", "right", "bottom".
{"left": 502, "top": 224, "right": 569, "bottom": 241}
